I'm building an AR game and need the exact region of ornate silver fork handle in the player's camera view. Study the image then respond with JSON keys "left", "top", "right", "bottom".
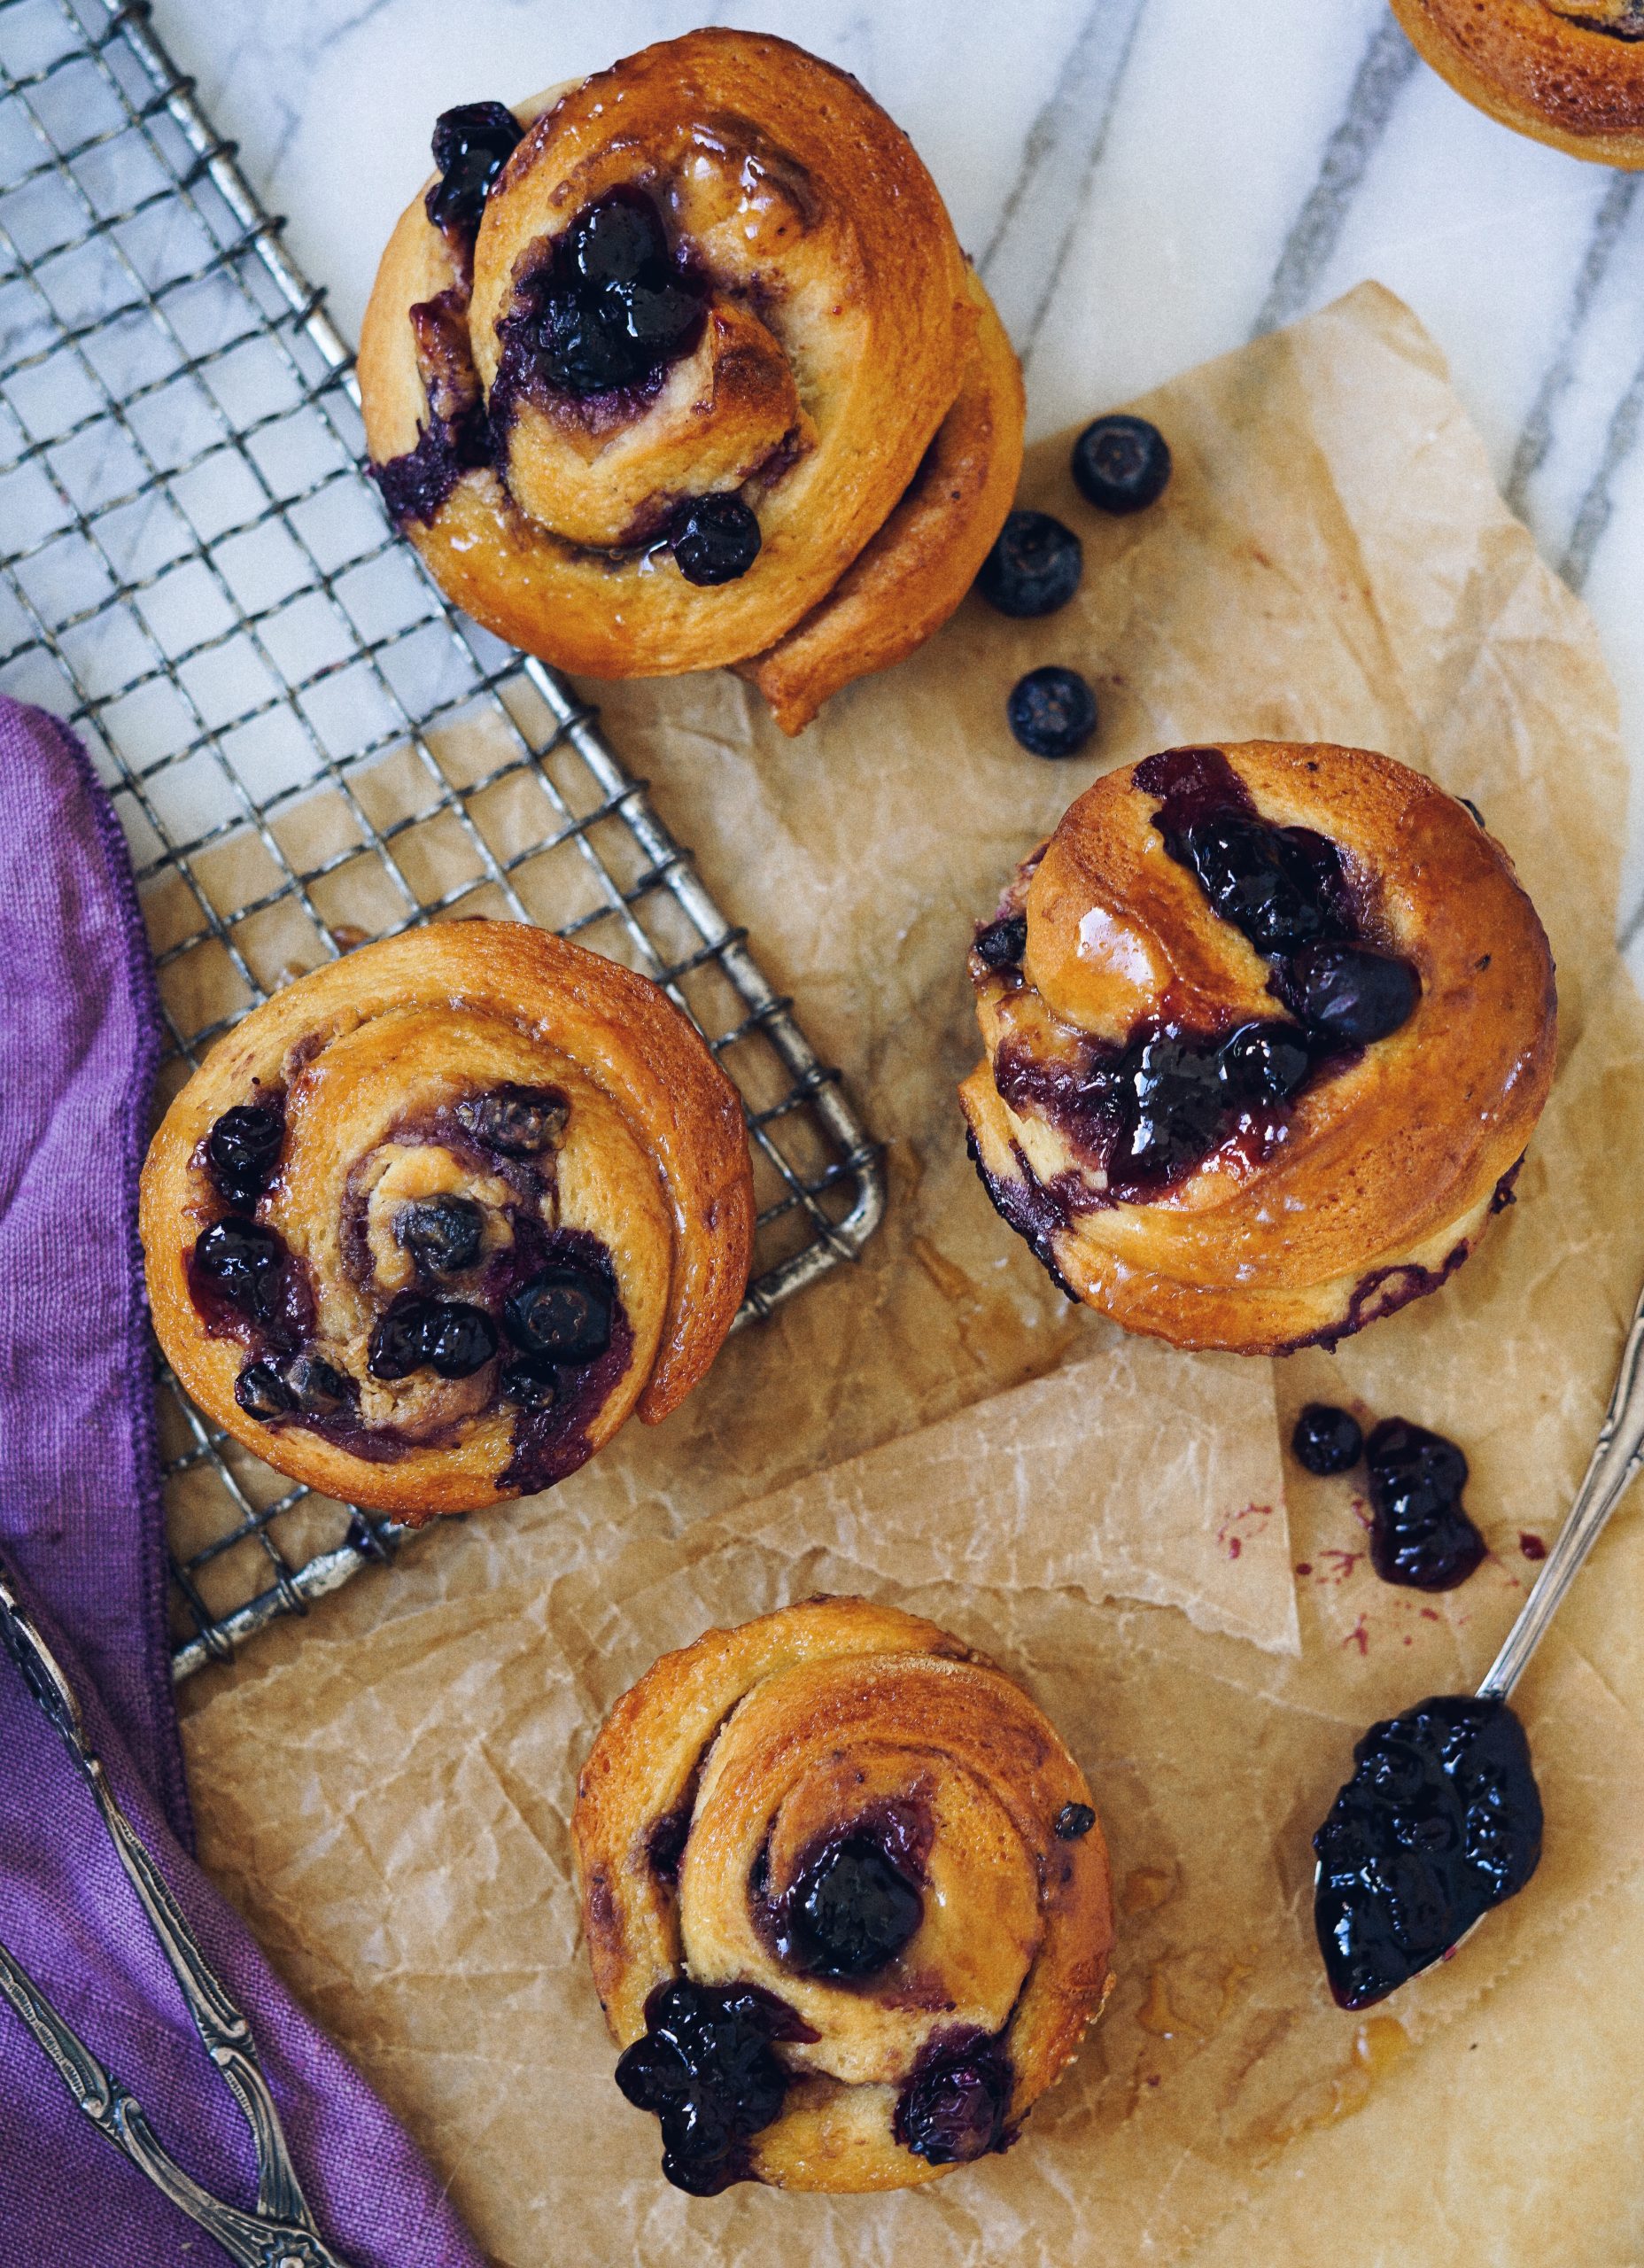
{"left": 0, "top": 1934, "right": 342, "bottom": 2268}
{"left": 1477, "top": 1275, "right": 1644, "bottom": 1700}
{"left": 0, "top": 1558, "right": 355, "bottom": 2267}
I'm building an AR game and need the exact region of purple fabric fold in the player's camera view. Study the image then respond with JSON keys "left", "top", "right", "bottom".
{"left": 0, "top": 696, "right": 485, "bottom": 2268}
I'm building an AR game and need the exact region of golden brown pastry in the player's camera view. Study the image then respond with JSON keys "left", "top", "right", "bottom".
{"left": 139, "top": 921, "right": 753, "bottom": 1520}
{"left": 358, "top": 30, "right": 1024, "bottom": 734}
{"left": 960, "top": 741, "right": 1556, "bottom": 1355}
{"left": 572, "top": 1596, "right": 1113, "bottom": 2195}
{"left": 1392, "top": 0, "right": 1644, "bottom": 165}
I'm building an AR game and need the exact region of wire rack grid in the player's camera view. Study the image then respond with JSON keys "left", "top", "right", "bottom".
{"left": 0, "top": 0, "right": 884, "bottom": 1681}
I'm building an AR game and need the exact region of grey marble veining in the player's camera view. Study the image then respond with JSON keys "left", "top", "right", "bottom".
{"left": 150, "top": 0, "right": 1644, "bottom": 938}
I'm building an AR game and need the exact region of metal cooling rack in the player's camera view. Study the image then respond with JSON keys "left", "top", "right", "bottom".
{"left": 0, "top": 0, "right": 883, "bottom": 1682}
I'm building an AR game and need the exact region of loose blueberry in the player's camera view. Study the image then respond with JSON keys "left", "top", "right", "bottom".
{"left": 1054, "top": 1802, "right": 1097, "bottom": 1840}
{"left": 1218, "top": 1021, "right": 1311, "bottom": 1105}
{"left": 505, "top": 1265, "right": 612, "bottom": 1363}
{"left": 783, "top": 1835, "right": 923, "bottom": 1980}
{"left": 235, "top": 1361, "right": 295, "bottom": 1422}
{"left": 896, "top": 2037, "right": 1013, "bottom": 2165}
{"left": 671, "top": 494, "right": 763, "bottom": 586}
{"left": 205, "top": 1103, "right": 283, "bottom": 1210}
{"left": 500, "top": 1355, "right": 560, "bottom": 1410}
{"left": 1365, "top": 1418, "right": 1484, "bottom": 1590}
{"left": 454, "top": 1085, "right": 567, "bottom": 1156}
{"left": 1312, "top": 1695, "right": 1541, "bottom": 2008}
{"left": 615, "top": 1979, "right": 807, "bottom": 2195}
{"left": 1072, "top": 414, "right": 1172, "bottom": 514}
{"left": 287, "top": 1351, "right": 353, "bottom": 1415}
{"left": 425, "top": 101, "right": 523, "bottom": 236}
{"left": 193, "top": 1218, "right": 283, "bottom": 1320}
{"left": 397, "top": 1195, "right": 485, "bottom": 1275}
{"left": 1291, "top": 1402, "right": 1364, "bottom": 1476}
{"left": 368, "top": 1295, "right": 498, "bottom": 1382}
{"left": 974, "top": 510, "right": 1083, "bottom": 617}
{"left": 1287, "top": 943, "right": 1420, "bottom": 1049}
{"left": 1006, "top": 665, "right": 1098, "bottom": 759}
{"left": 973, "top": 913, "right": 1028, "bottom": 971}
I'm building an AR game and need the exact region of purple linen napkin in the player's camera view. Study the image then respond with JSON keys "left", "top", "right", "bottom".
{"left": 0, "top": 696, "right": 485, "bottom": 2268}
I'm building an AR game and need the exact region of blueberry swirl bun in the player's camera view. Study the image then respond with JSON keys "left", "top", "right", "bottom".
{"left": 960, "top": 742, "right": 1556, "bottom": 1355}
{"left": 573, "top": 1596, "right": 1113, "bottom": 2196}
{"left": 1392, "top": 0, "right": 1644, "bottom": 165}
{"left": 138, "top": 922, "right": 753, "bottom": 1520}
{"left": 358, "top": 30, "right": 1025, "bottom": 734}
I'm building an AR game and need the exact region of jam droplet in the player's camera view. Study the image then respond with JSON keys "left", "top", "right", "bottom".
{"left": 193, "top": 1217, "right": 284, "bottom": 1321}
{"left": 1054, "top": 1802, "right": 1097, "bottom": 1840}
{"left": 973, "top": 913, "right": 1028, "bottom": 971}
{"left": 397, "top": 1195, "right": 485, "bottom": 1274}
{"left": 1312, "top": 1694, "right": 1542, "bottom": 2009}
{"left": 494, "top": 185, "right": 708, "bottom": 402}
{"left": 368, "top": 1295, "right": 499, "bottom": 1381}
{"left": 1364, "top": 1418, "right": 1485, "bottom": 1590}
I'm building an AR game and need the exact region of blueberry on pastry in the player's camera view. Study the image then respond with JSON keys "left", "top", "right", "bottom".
{"left": 1392, "top": 0, "right": 1644, "bottom": 166}
{"left": 358, "top": 29, "right": 1026, "bottom": 734}
{"left": 960, "top": 741, "right": 1557, "bottom": 1355}
{"left": 572, "top": 1596, "right": 1113, "bottom": 2195}
{"left": 138, "top": 922, "right": 754, "bottom": 1520}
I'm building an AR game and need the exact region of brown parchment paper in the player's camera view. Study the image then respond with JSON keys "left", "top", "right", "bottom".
{"left": 179, "top": 282, "right": 1644, "bottom": 2266}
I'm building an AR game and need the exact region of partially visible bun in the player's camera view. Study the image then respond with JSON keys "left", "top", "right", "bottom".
{"left": 1392, "top": 0, "right": 1644, "bottom": 165}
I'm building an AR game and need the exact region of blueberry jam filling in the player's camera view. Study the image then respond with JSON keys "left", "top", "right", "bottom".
{"left": 1312, "top": 1695, "right": 1542, "bottom": 2009}
{"left": 504, "top": 1264, "right": 613, "bottom": 1363}
{"left": 1291, "top": 1402, "right": 1365, "bottom": 1476}
{"left": 779, "top": 1834, "right": 925, "bottom": 1980}
{"left": 975, "top": 509, "right": 1083, "bottom": 617}
{"left": 615, "top": 1978, "right": 816, "bottom": 2195}
{"left": 454, "top": 1084, "right": 567, "bottom": 1156}
{"left": 1364, "top": 1418, "right": 1485, "bottom": 1590}
{"left": 397, "top": 1195, "right": 485, "bottom": 1275}
{"left": 669, "top": 493, "right": 763, "bottom": 586}
{"left": 492, "top": 185, "right": 709, "bottom": 411}
{"left": 974, "top": 744, "right": 1421, "bottom": 1199}
{"left": 1071, "top": 414, "right": 1172, "bottom": 514}
{"left": 424, "top": 101, "right": 523, "bottom": 237}
{"left": 204, "top": 1102, "right": 283, "bottom": 1209}
{"left": 895, "top": 2031, "right": 1014, "bottom": 2166}
{"left": 499, "top": 1355, "right": 560, "bottom": 1410}
{"left": 1054, "top": 1802, "right": 1097, "bottom": 1840}
{"left": 973, "top": 913, "right": 1028, "bottom": 972}
{"left": 993, "top": 1011, "right": 1313, "bottom": 1204}
{"left": 1007, "top": 665, "right": 1098, "bottom": 759}
{"left": 368, "top": 1294, "right": 499, "bottom": 1382}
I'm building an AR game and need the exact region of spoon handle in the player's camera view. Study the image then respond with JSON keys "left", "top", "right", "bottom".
{"left": 1478, "top": 1277, "right": 1644, "bottom": 1701}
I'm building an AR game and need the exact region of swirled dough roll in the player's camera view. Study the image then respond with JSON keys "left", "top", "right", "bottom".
{"left": 574, "top": 1596, "right": 1113, "bottom": 2195}
{"left": 960, "top": 742, "right": 1556, "bottom": 1355}
{"left": 359, "top": 31, "right": 1025, "bottom": 733}
{"left": 139, "top": 921, "right": 753, "bottom": 1519}
{"left": 1392, "top": 0, "right": 1644, "bottom": 166}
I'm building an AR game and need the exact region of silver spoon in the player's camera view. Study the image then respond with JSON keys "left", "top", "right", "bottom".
{"left": 1312, "top": 1271, "right": 1644, "bottom": 2005}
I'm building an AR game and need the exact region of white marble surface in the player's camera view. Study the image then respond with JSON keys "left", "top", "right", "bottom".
{"left": 151, "top": 0, "right": 1644, "bottom": 939}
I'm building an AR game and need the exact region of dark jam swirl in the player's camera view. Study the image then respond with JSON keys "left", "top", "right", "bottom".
{"left": 982, "top": 749, "right": 1421, "bottom": 1208}
{"left": 615, "top": 1978, "right": 817, "bottom": 2195}
{"left": 188, "top": 1084, "right": 630, "bottom": 1489}
{"left": 1313, "top": 1696, "right": 1542, "bottom": 2010}
{"left": 755, "top": 1803, "right": 933, "bottom": 1984}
